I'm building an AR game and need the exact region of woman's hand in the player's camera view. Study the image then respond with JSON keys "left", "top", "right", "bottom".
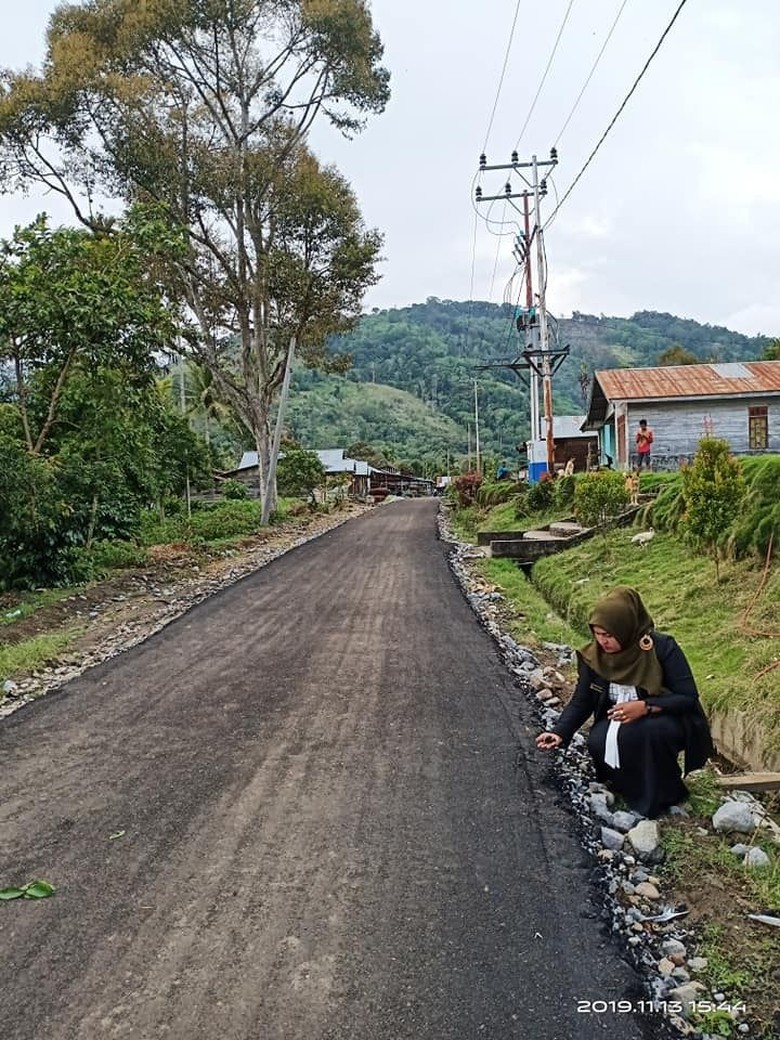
{"left": 536, "top": 732, "right": 563, "bottom": 750}
{"left": 607, "top": 701, "right": 648, "bottom": 724}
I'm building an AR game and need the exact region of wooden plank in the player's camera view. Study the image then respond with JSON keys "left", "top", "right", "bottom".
{"left": 716, "top": 773, "right": 780, "bottom": 792}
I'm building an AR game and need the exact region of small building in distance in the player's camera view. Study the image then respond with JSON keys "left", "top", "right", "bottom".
{"left": 223, "top": 449, "right": 434, "bottom": 499}
{"left": 581, "top": 361, "right": 780, "bottom": 469}
{"left": 550, "top": 415, "right": 599, "bottom": 472}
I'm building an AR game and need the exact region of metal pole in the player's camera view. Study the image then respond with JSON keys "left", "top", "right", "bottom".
{"left": 523, "top": 192, "right": 540, "bottom": 445}
{"left": 474, "top": 379, "right": 481, "bottom": 476}
{"left": 532, "top": 156, "right": 555, "bottom": 476}
{"left": 178, "top": 350, "right": 191, "bottom": 518}
{"left": 261, "top": 335, "right": 296, "bottom": 525}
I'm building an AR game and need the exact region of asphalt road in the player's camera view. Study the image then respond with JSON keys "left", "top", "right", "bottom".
{"left": 0, "top": 500, "right": 664, "bottom": 1040}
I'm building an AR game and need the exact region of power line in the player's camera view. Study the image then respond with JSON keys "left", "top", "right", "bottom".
{"left": 468, "top": 0, "right": 524, "bottom": 354}
{"left": 482, "top": 0, "right": 524, "bottom": 153}
{"left": 553, "top": 0, "right": 631, "bottom": 148}
{"left": 514, "top": 0, "right": 578, "bottom": 152}
{"left": 545, "top": 0, "right": 691, "bottom": 228}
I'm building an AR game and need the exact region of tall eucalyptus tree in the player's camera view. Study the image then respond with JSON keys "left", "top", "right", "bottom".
{"left": 0, "top": 0, "right": 389, "bottom": 511}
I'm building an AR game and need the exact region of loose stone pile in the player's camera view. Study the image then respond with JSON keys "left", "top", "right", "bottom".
{"left": 439, "top": 505, "right": 772, "bottom": 1039}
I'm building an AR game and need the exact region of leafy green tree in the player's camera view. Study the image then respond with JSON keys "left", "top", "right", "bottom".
{"left": 0, "top": 0, "right": 389, "bottom": 516}
{"left": 0, "top": 434, "right": 76, "bottom": 590}
{"left": 277, "top": 446, "right": 326, "bottom": 502}
{"left": 762, "top": 339, "right": 780, "bottom": 361}
{"left": 0, "top": 212, "right": 181, "bottom": 454}
{"left": 656, "top": 344, "right": 701, "bottom": 366}
{"left": 574, "top": 471, "right": 630, "bottom": 528}
{"left": 681, "top": 437, "right": 747, "bottom": 578}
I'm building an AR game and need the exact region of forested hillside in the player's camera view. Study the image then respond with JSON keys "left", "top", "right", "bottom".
{"left": 287, "top": 300, "right": 772, "bottom": 468}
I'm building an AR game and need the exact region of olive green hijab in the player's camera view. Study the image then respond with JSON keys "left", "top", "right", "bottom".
{"left": 578, "top": 586, "right": 665, "bottom": 695}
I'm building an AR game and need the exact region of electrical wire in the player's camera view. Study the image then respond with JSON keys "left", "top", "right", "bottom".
{"left": 544, "top": 0, "right": 691, "bottom": 229}
{"left": 514, "top": 0, "right": 578, "bottom": 152}
{"left": 482, "top": 0, "right": 525, "bottom": 154}
{"left": 468, "top": 0, "right": 524, "bottom": 359}
{"left": 553, "top": 0, "right": 631, "bottom": 148}
{"left": 487, "top": 200, "right": 511, "bottom": 303}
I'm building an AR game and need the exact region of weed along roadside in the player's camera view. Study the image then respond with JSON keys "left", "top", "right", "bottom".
{"left": 442, "top": 464, "right": 780, "bottom": 1040}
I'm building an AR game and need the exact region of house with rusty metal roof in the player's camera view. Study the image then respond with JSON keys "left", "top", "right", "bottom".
{"left": 581, "top": 361, "right": 780, "bottom": 469}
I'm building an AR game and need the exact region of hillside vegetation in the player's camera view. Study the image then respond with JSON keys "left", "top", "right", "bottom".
{"left": 287, "top": 301, "right": 772, "bottom": 466}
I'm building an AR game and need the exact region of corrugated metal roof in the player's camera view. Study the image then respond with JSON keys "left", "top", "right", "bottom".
{"left": 596, "top": 361, "right": 780, "bottom": 401}
{"left": 553, "top": 415, "right": 595, "bottom": 439}
{"left": 236, "top": 449, "right": 372, "bottom": 475}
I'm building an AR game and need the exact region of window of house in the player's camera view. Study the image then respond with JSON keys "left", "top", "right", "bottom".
{"left": 748, "top": 406, "right": 768, "bottom": 450}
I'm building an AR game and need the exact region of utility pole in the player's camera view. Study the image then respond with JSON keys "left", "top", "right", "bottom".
{"left": 178, "top": 350, "right": 191, "bottom": 518}
{"left": 531, "top": 155, "right": 555, "bottom": 477}
{"left": 475, "top": 148, "right": 568, "bottom": 480}
{"left": 473, "top": 379, "right": 481, "bottom": 476}
{"left": 520, "top": 191, "right": 539, "bottom": 442}
{"left": 261, "top": 335, "right": 296, "bottom": 526}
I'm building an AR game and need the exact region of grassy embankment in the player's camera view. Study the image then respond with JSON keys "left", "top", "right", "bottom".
{"left": 451, "top": 489, "right": 779, "bottom": 752}
{"left": 451, "top": 492, "right": 780, "bottom": 1038}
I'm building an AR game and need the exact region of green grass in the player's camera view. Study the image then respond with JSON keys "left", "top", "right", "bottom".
{"left": 475, "top": 558, "right": 581, "bottom": 655}
{"left": 684, "top": 767, "right": 723, "bottom": 818}
{"left": 529, "top": 529, "right": 780, "bottom": 750}
{"left": 0, "top": 630, "right": 81, "bottom": 684}
{"left": 451, "top": 490, "right": 780, "bottom": 750}
{"left": 0, "top": 588, "right": 76, "bottom": 626}
{"left": 449, "top": 499, "right": 571, "bottom": 541}
{"left": 659, "top": 825, "right": 780, "bottom": 1038}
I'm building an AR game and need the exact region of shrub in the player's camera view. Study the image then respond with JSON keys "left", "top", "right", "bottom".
{"left": 513, "top": 486, "right": 532, "bottom": 520}
{"left": 277, "top": 447, "right": 326, "bottom": 500}
{"left": 527, "top": 475, "right": 555, "bottom": 512}
{"left": 187, "top": 500, "right": 261, "bottom": 542}
{"left": 574, "top": 470, "right": 630, "bottom": 527}
{"left": 88, "top": 539, "right": 149, "bottom": 573}
{"left": 681, "top": 438, "right": 747, "bottom": 575}
{"left": 476, "top": 480, "right": 524, "bottom": 508}
{"left": 553, "top": 474, "right": 576, "bottom": 510}
{"left": 221, "top": 478, "right": 249, "bottom": 500}
{"left": 0, "top": 438, "right": 82, "bottom": 589}
{"left": 729, "top": 456, "right": 780, "bottom": 560}
{"left": 642, "top": 476, "right": 685, "bottom": 532}
{"left": 452, "top": 472, "right": 483, "bottom": 507}
{"left": 139, "top": 510, "right": 187, "bottom": 546}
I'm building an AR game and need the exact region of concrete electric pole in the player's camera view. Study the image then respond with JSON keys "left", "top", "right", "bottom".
{"left": 475, "top": 148, "right": 568, "bottom": 479}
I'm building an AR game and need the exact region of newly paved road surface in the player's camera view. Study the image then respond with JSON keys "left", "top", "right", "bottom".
{"left": 1, "top": 501, "right": 664, "bottom": 1040}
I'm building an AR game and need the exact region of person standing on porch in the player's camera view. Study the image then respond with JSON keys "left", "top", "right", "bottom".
{"left": 635, "top": 419, "right": 654, "bottom": 469}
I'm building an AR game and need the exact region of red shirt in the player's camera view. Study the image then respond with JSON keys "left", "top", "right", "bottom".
{"left": 636, "top": 427, "right": 654, "bottom": 453}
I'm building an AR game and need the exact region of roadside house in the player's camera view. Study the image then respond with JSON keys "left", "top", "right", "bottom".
{"left": 581, "top": 361, "right": 780, "bottom": 469}
{"left": 222, "top": 449, "right": 434, "bottom": 499}
{"left": 550, "top": 415, "right": 599, "bottom": 472}
{"left": 224, "top": 448, "right": 373, "bottom": 498}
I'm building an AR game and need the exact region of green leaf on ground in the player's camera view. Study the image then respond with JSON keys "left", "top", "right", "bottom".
{"left": 0, "top": 880, "right": 56, "bottom": 901}
{"left": 22, "top": 881, "right": 56, "bottom": 899}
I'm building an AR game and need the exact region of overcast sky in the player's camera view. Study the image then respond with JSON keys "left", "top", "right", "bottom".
{"left": 2, "top": 1, "right": 779, "bottom": 337}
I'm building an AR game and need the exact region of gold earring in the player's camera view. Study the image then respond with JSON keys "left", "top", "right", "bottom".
{"left": 639, "top": 634, "right": 653, "bottom": 651}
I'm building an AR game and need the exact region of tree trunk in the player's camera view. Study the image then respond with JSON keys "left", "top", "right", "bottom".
{"left": 86, "top": 493, "right": 99, "bottom": 551}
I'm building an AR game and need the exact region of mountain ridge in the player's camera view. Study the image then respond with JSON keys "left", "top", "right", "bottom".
{"left": 285, "top": 301, "right": 773, "bottom": 469}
